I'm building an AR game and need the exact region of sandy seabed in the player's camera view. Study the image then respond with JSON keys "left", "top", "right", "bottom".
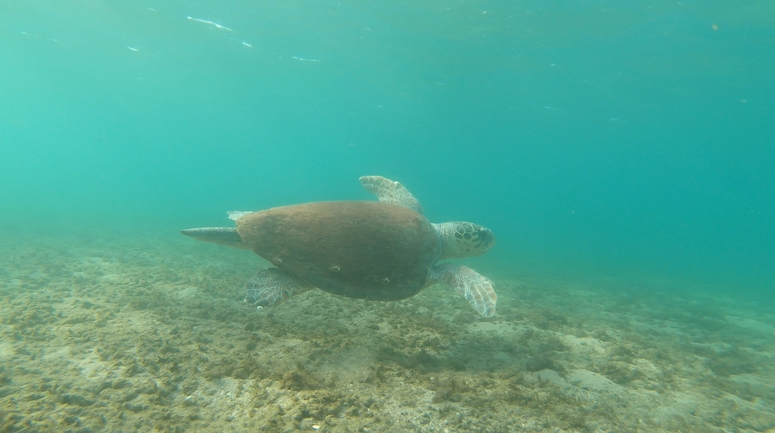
{"left": 0, "top": 227, "right": 774, "bottom": 433}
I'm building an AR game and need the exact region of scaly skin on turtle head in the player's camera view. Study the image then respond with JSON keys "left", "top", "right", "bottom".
{"left": 434, "top": 222, "right": 495, "bottom": 259}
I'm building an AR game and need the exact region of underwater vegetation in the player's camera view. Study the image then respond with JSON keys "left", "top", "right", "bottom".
{"left": 0, "top": 232, "right": 773, "bottom": 432}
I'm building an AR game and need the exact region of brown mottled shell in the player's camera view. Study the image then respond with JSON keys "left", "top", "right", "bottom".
{"left": 236, "top": 201, "right": 441, "bottom": 301}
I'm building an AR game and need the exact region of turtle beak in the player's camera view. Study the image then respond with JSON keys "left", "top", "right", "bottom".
{"left": 478, "top": 228, "right": 495, "bottom": 250}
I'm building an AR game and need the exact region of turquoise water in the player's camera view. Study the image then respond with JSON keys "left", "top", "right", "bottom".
{"left": 1, "top": 2, "right": 774, "bottom": 431}
{"left": 2, "top": 0, "right": 773, "bottom": 291}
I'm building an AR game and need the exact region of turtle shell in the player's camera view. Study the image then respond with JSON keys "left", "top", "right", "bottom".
{"left": 236, "top": 201, "right": 441, "bottom": 301}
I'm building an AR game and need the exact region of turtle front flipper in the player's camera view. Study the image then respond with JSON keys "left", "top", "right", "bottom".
{"left": 244, "top": 268, "right": 314, "bottom": 309}
{"left": 431, "top": 263, "right": 496, "bottom": 317}
{"left": 359, "top": 175, "right": 424, "bottom": 214}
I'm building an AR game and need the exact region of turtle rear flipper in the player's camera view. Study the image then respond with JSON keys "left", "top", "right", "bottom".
{"left": 180, "top": 227, "right": 250, "bottom": 249}
{"left": 245, "top": 268, "right": 314, "bottom": 309}
{"left": 228, "top": 211, "right": 253, "bottom": 221}
{"left": 432, "top": 263, "right": 497, "bottom": 317}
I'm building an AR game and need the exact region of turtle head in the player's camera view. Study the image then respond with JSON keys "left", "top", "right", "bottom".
{"left": 435, "top": 222, "right": 495, "bottom": 259}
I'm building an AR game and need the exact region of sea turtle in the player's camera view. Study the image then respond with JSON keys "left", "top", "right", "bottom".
{"left": 181, "top": 176, "right": 497, "bottom": 316}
